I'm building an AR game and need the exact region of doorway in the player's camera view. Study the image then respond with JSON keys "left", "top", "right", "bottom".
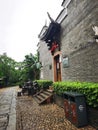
{"left": 53, "top": 53, "right": 62, "bottom": 82}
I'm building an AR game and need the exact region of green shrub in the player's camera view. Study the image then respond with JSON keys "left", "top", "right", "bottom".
{"left": 53, "top": 81, "right": 98, "bottom": 108}
{"left": 36, "top": 80, "right": 53, "bottom": 90}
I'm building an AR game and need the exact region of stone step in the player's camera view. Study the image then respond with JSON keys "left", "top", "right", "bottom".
{"left": 33, "top": 96, "right": 42, "bottom": 104}
{"left": 40, "top": 93, "right": 50, "bottom": 98}
{"left": 36, "top": 94, "right": 45, "bottom": 101}
{"left": 33, "top": 89, "right": 53, "bottom": 104}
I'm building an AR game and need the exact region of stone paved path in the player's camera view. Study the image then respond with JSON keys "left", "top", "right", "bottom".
{"left": 0, "top": 87, "right": 17, "bottom": 130}
{"left": 0, "top": 87, "right": 97, "bottom": 130}
{"left": 16, "top": 95, "right": 96, "bottom": 130}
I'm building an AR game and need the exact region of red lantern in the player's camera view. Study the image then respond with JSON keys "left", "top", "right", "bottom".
{"left": 51, "top": 42, "right": 58, "bottom": 52}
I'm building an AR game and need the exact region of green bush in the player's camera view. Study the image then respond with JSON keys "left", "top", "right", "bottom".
{"left": 36, "top": 80, "right": 53, "bottom": 90}
{"left": 53, "top": 81, "right": 98, "bottom": 108}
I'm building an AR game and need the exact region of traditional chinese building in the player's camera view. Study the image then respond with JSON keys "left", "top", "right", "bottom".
{"left": 38, "top": 0, "right": 98, "bottom": 82}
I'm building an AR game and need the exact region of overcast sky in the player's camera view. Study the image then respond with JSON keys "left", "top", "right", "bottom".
{"left": 0, "top": 0, "right": 63, "bottom": 62}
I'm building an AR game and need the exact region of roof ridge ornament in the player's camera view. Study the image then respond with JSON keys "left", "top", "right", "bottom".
{"left": 47, "top": 12, "right": 54, "bottom": 22}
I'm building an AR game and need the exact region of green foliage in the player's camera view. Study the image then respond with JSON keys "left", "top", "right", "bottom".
{"left": 36, "top": 80, "right": 53, "bottom": 90}
{"left": 0, "top": 53, "right": 41, "bottom": 87}
{"left": 53, "top": 81, "right": 98, "bottom": 108}
{"left": 20, "top": 53, "right": 40, "bottom": 82}
{"left": 0, "top": 53, "right": 20, "bottom": 86}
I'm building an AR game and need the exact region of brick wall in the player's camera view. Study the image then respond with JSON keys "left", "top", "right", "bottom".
{"left": 38, "top": 41, "right": 53, "bottom": 80}
{"left": 38, "top": 0, "right": 98, "bottom": 82}
{"left": 61, "top": 0, "right": 98, "bottom": 82}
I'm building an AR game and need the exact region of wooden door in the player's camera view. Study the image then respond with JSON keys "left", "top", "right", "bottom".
{"left": 53, "top": 54, "right": 62, "bottom": 82}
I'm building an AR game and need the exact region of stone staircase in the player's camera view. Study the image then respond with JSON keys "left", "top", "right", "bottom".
{"left": 33, "top": 89, "right": 53, "bottom": 104}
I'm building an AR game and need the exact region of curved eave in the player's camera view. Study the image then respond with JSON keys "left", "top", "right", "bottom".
{"left": 40, "top": 22, "right": 60, "bottom": 42}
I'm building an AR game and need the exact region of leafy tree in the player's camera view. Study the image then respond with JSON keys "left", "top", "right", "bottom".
{"left": 19, "top": 53, "right": 40, "bottom": 82}
{"left": 0, "top": 53, "right": 41, "bottom": 87}
{"left": 0, "top": 53, "right": 20, "bottom": 86}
